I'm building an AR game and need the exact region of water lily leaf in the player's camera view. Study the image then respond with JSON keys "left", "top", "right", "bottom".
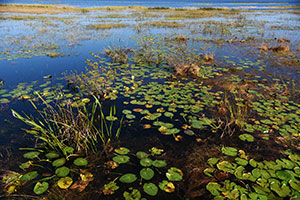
{"left": 103, "top": 181, "right": 119, "bottom": 195}
{"left": 33, "top": 182, "right": 48, "bottom": 195}
{"left": 122, "top": 109, "right": 132, "bottom": 115}
{"left": 140, "top": 168, "right": 154, "bottom": 180}
{"left": 126, "top": 114, "right": 136, "bottom": 119}
{"left": 115, "top": 147, "right": 130, "bottom": 155}
{"left": 52, "top": 158, "right": 66, "bottom": 167}
{"left": 206, "top": 182, "right": 221, "bottom": 196}
{"left": 164, "top": 112, "right": 174, "bottom": 118}
{"left": 276, "top": 170, "right": 292, "bottom": 180}
{"left": 19, "top": 161, "right": 32, "bottom": 169}
{"left": 191, "top": 120, "right": 204, "bottom": 129}
{"left": 235, "top": 158, "right": 248, "bottom": 166}
{"left": 119, "top": 173, "right": 137, "bottom": 183}
{"left": 123, "top": 188, "right": 141, "bottom": 200}
{"left": 152, "top": 160, "right": 167, "bottom": 168}
{"left": 140, "top": 158, "right": 153, "bottom": 167}
{"left": 55, "top": 166, "right": 70, "bottom": 177}
{"left": 23, "top": 151, "right": 40, "bottom": 159}
{"left": 106, "top": 116, "right": 118, "bottom": 121}
{"left": 217, "top": 161, "right": 236, "bottom": 173}
{"left": 143, "top": 183, "right": 158, "bottom": 196}
{"left": 207, "top": 158, "right": 220, "bottom": 167}
{"left": 204, "top": 168, "right": 215, "bottom": 177}
{"left": 57, "top": 177, "right": 73, "bottom": 189}
{"left": 113, "top": 155, "right": 130, "bottom": 164}
{"left": 149, "top": 147, "right": 164, "bottom": 155}
{"left": 159, "top": 180, "right": 175, "bottom": 193}
{"left": 184, "top": 129, "right": 195, "bottom": 136}
{"left": 21, "top": 171, "right": 39, "bottom": 181}
{"left": 166, "top": 167, "right": 183, "bottom": 181}
{"left": 222, "top": 147, "right": 238, "bottom": 157}
{"left": 270, "top": 181, "right": 290, "bottom": 197}
{"left": 136, "top": 151, "right": 149, "bottom": 159}
{"left": 239, "top": 134, "right": 254, "bottom": 142}
{"left": 45, "top": 152, "right": 60, "bottom": 159}
{"left": 289, "top": 180, "right": 300, "bottom": 192}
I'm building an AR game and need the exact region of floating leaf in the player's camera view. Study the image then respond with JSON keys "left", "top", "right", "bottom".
{"left": 164, "top": 112, "right": 174, "bottom": 118}
{"left": 123, "top": 189, "right": 141, "bottom": 200}
{"left": 136, "top": 151, "right": 149, "bottom": 159}
{"left": 166, "top": 167, "right": 183, "bottom": 181}
{"left": 122, "top": 109, "right": 132, "bottom": 115}
{"left": 152, "top": 160, "right": 167, "bottom": 168}
{"left": 206, "top": 182, "right": 221, "bottom": 196}
{"left": 57, "top": 177, "right": 73, "bottom": 189}
{"left": 143, "top": 183, "right": 158, "bottom": 196}
{"left": 221, "top": 147, "right": 238, "bottom": 157}
{"left": 103, "top": 181, "right": 119, "bottom": 195}
{"left": 55, "top": 166, "right": 70, "bottom": 177}
{"left": 113, "top": 155, "right": 130, "bottom": 164}
{"left": 115, "top": 147, "right": 130, "bottom": 155}
{"left": 140, "top": 168, "right": 154, "bottom": 180}
{"left": 106, "top": 116, "right": 118, "bottom": 121}
{"left": 52, "top": 158, "right": 66, "bottom": 167}
{"left": 140, "top": 158, "right": 153, "bottom": 167}
{"left": 126, "top": 114, "right": 136, "bottom": 119}
{"left": 159, "top": 180, "right": 175, "bottom": 193}
{"left": 23, "top": 151, "right": 40, "bottom": 159}
{"left": 45, "top": 152, "right": 60, "bottom": 159}
{"left": 207, "top": 158, "right": 220, "bottom": 167}
{"left": 191, "top": 120, "right": 204, "bottom": 129}
{"left": 33, "top": 182, "right": 48, "bottom": 195}
{"left": 19, "top": 161, "right": 32, "bottom": 169}
{"left": 21, "top": 171, "right": 39, "bottom": 181}
{"left": 239, "top": 134, "right": 255, "bottom": 142}
{"left": 119, "top": 173, "right": 137, "bottom": 183}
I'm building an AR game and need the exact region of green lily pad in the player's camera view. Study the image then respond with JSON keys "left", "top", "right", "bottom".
{"left": 152, "top": 160, "right": 167, "bottom": 168}
{"left": 276, "top": 170, "right": 292, "bottom": 180}
{"left": 235, "top": 158, "right": 248, "bottom": 166}
{"left": 136, "top": 151, "right": 149, "bottom": 159}
{"left": 204, "top": 168, "right": 215, "bottom": 177}
{"left": 166, "top": 167, "right": 183, "bottom": 181}
{"left": 113, "top": 155, "right": 130, "bottom": 164}
{"left": 123, "top": 189, "right": 141, "bottom": 200}
{"left": 120, "top": 173, "right": 137, "bottom": 183}
{"left": 239, "top": 134, "right": 255, "bottom": 142}
{"left": 55, "top": 166, "right": 70, "bottom": 177}
{"left": 126, "top": 114, "right": 136, "bottom": 119}
{"left": 140, "top": 168, "right": 155, "bottom": 180}
{"left": 222, "top": 147, "right": 238, "bottom": 157}
{"left": 270, "top": 181, "right": 291, "bottom": 197}
{"left": 164, "top": 112, "right": 174, "bottom": 118}
{"left": 106, "top": 116, "right": 118, "bottom": 121}
{"left": 19, "top": 161, "right": 31, "bottom": 169}
{"left": 23, "top": 151, "right": 40, "bottom": 159}
{"left": 159, "top": 180, "right": 175, "bottom": 193}
{"left": 207, "top": 158, "right": 220, "bottom": 167}
{"left": 140, "top": 158, "right": 153, "bottom": 167}
{"left": 52, "top": 158, "right": 66, "bottom": 167}
{"left": 115, "top": 147, "right": 130, "bottom": 155}
{"left": 217, "top": 161, "right": 236, "bottom": 173}
{"left": 73, "top": 158, "right": 88, "bottom": 166}
{"left": 143, "top": 183, "right": 158, "bottom": 196}
{"left": 191, "top": 120, "right": 205, "bottom": 129}
{"left": 122, "top": 109, "right": 132, "bottom": 115}
{"left": 45, "top": 152, "right": 60, "bottom": 159}
{"left": 21, "top": 171, "right": 39, "bottom": 181}
{"left": 206, "top": 182, "right": 221, "bottom": 196}
{"left": 33, "top": 182, "right": 49, "bottom": 195}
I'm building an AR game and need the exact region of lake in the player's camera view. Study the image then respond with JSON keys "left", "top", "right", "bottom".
{"left": 0, "top": 2, "right": 300, "bottom": 200}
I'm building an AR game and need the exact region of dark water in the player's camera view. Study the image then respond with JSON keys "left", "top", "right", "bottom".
{"left": 2, "top": 0, "right": 300, "bottom": 8}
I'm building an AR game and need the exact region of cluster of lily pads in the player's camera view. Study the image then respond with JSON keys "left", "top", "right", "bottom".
{"left": 204, "top": 147, "right": 300, "bottom": 199}
{"left": 7, "top": 149, "right": 90, "bottom": 195}
{"left": 102, "top": 147, "right": 183, "bottom": 199}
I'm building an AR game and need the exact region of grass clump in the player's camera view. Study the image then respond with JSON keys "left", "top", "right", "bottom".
{"left": 142, "top": 21, "right": 184, "bottom": 28}
{"left": 87, "top": 23, "right": 128, "bottom": 30}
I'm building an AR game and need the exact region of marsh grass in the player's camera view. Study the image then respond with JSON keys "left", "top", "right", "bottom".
{"left": 12, "top": 92, "right": 123, "bottom": 156}
{"left": 87, "top": 23, "right": 128, "bottom": 30}
{"left": 141, "top": 21, "right": 184, "bottom": 28}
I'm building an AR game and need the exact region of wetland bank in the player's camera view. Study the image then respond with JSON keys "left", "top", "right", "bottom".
{"left": 0, "top": 2, "right": 300, "bottom": 200}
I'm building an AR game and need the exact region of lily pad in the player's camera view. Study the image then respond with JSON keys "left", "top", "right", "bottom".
{"left": 159, "top": 180, "right": 175, "bottom": 193}
{"left": 73, "top": 158, "right": 88, "bottom": 166}
{"left": 222, "top": 147, "right": 238, "bottom": 157}
{"left": 115, "top": 147, "right": 130, "bottom": 155}
{"left": 113, "top": 155, "right": 130, "bottom": 164}
{"left": 120, "top": 173, "right": 137, "bottom": 184}
{"left": 136, "top": 151, "right": 149, "bottom": 159}
{"left": 140, "top": 158, "right": 153, "bottom": 167}
{"left": 126, "top": 114, "right": 136, "bottom": 119}
{"left": 55, "top": 166, "right": 70, "bottom": 177}
{"left": 57, "top": 177, "right": 73, "bottom": 189}
{"left": 23, "top": 151, "right": 40, "bottom": 159}
{"left": 239, "top": 134, "right": 255, "bottom": 142}
{"left": 206, "top": 182, "right": 221, "bottom": 196}
{"left": 122, "top": 109, "right": 132, "bottom": 115}
{"left": 33, "top": 182, "right": 49, "bottom": 195}
{"left": 45, "top": 152, "right": 60, "bottom": 159}
{"left": 166, "top": 167, "right": 183, "bottom": 181}
{"left": 164, "top": 112, "right": 174, "bottom": 118}
{"left": 21, "top": 171, "right": 39, "bottom": 181}
{"left": 123, "top": 189, "right": 141, "bottom": 200}
{"left": 52, "top": 158, "right": 66, "bottom": 167}
{"left": 191, "top": 120, "right": 205, "bottom": 129}
{"left": 140, "top": 168, "right": 155, "bottom": 180}
{"left": 152, "top": 160, "right": 167, "bottom": 168}
{"left": 106, "top": 116, "right": 118, "bottom": 121}
{"left": 143, "top": 183, "right": 158, "bottom": 196}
